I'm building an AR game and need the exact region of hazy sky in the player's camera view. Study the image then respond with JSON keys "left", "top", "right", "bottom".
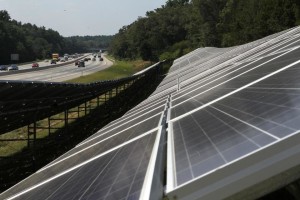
{"left": 0, "top": 0, "right": 166, "bottom": 37}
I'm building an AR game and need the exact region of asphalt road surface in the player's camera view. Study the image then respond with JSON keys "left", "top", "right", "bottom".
{"left": 0, "top": 55, "right": 113, "bottom": 82}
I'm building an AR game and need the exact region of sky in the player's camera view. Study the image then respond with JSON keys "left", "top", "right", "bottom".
{"left": 0, "top": 0, "right": 167, "bottom": 37}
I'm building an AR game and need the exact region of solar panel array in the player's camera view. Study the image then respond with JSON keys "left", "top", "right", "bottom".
{"left": 0, "top": 77, "right": 137, "bottom": 135}
{"left": 1, "top": 26, "right": 300, "bottom": 200}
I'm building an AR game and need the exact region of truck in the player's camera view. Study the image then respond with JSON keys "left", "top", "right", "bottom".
{"left": 52, "top": 53, "right": 59, "bottom": 61}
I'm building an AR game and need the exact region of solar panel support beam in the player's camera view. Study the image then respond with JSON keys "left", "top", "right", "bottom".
{"left": 27, "top": 122, "right": 36, "bottom": 149}
{"left": 64, "top": 110, "right": 68, "bottom": 133}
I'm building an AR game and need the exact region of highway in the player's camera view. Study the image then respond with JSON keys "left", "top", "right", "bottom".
{"left": 0, "top": 55, "right": 113, "bottom": 82}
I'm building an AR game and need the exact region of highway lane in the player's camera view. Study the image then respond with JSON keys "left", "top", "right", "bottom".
{"left": 0, "top": 55, "right": 113, "bottom": 82}
{"left": 16, "top": 54, "right": 90, "bottom": 70}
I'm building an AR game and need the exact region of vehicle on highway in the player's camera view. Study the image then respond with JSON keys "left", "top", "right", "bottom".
{"left": 78, "top": 60, "right": 85, "bottom": 67}
{"left": 52, "top": 53, "right": 59, "bottom": 61}
{"left": 32, "top": 63, "right": 39, "bottom": 68}
{"left": 75, "top": 60, "right": 79, "bottom": 66}
{"left": 7, "top": 64, "right": 18, "bottom": 71}
{"left": 84, "top": 58, "right": 89, "bottom": 62}
{"left": 51, "top": 60, "right": 57, "bottom": 64}
{"left": 100, "top": 57, "right": 103, "bottom": 61}
{"left": 0, "top": 65, "right": 7, "bottom": 71}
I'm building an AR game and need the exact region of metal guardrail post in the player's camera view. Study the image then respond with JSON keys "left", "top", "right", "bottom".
{"left": 48, "top": 117, "right": 51, "bottom": 136}
{"left": 78, "top": 106, "right": 80, "bottom": 118}
{"left": 109, "top": 90, "right": 112, "bottom": 99}
{"left": 116, "top": 86, "right": 119, "bottom": 96}
{"left": 64, "top": 110, "right": 68, "bottom": 133}
{"left": 27, "top": 125, "right": 30, "bottom": 148}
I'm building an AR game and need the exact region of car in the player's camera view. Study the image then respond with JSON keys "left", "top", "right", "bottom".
{"left": 78, "top": 60, "right": 85, "bottom": 67}
{"left": 7, "top": 65, "right": 18, "bottom": 71}
{"left": 32, "top": 63, "right": 39, "bottom": 68}
{"left": 75, "top": 60, "right": 79, "bottom": 66}
{"left": 0, "top": 65, "right": 7, "bottom": 71}
{"left": 51, "top": 60, "right": 57, "bottom": 64}
{"left": 100, "top": 57, "right": 103, "bottom": 61}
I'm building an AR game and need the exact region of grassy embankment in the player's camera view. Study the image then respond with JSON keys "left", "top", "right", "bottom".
{"left": 0, "top": 57, "right": 152, "bottom": 157}
{"left": 67, "top": 56, "right": 151, "bottom": 83}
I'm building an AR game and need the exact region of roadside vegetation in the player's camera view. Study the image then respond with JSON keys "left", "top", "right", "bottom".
{"left": 66, "top": 57, "right": 152, "bottom": 83}
{"left": 110, "top": 0, "right": 300, "bottom": 61}
{"left": 0, "top": 10, "right": 112, "bottom": 64}
{"left": 0, "top": 110, "right": 85, "bottom": 157}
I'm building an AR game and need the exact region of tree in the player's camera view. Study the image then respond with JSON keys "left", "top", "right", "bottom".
{"left": 0, "top": 10, "right": 10, "bottom": 21}
{"left": 218, "top": 0, "right": 298, "bottom": 47}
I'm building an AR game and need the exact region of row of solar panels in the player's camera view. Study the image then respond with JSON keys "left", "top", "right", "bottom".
{"left": 0, "top": 72, "right": 145, "bottom": 135}
{"left": 1, "top": 26, "right": 300, "bottom": 200}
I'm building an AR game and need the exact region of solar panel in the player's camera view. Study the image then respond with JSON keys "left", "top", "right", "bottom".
{"left": 123, "top": 96, "right": 167, "bottom": 116}
{"left": 171, "top": 47, "right": 300, "bottom": 119}
{"left": 1, "top": 131, "right": 159, "bottom": 200}
{"left": 53, "top": 112, "right": 163, "bottom": 165}
{"left": 166, "top": 27, "right": 300, "bottom": 199}
{"left": 98, "top": 104, "right": 165, "bottom": 134}
{"left": 173, "top": 36, "right": 300, "bottom": 98}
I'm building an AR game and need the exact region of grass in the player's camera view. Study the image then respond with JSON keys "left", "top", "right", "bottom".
{"left": 66, "top": 56, "right": 152, "bottom": 83}
{"left": 0, "top": 127, "right": 28, "bottom": 156}
{"left": 0, "top": 108, "right": 87, "bottom": 157}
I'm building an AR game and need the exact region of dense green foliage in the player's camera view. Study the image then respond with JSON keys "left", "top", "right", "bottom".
{"left": 1, "top": 0, "right": 299, "bottom": 64}
{"left": 0, "top": 10, "right": 64, "bottom": 64}
{"left": 64, "top": 35, "right": 112, "bottom": 54}
{"left": 0, "top": 10, "right": 112, "bottom": 64}
{"left": 109, "top": 0, "right": 300, "bottom": 61}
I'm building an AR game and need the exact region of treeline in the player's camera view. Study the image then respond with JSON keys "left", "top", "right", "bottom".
{"left": 64, "top": 35, "right": 112, "bottom": 54}
{"left": 0, "top": 10, "right": 112, "bottom": 64}
{"left": 109, "top": 0, "right": 300, "bottom": 61}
